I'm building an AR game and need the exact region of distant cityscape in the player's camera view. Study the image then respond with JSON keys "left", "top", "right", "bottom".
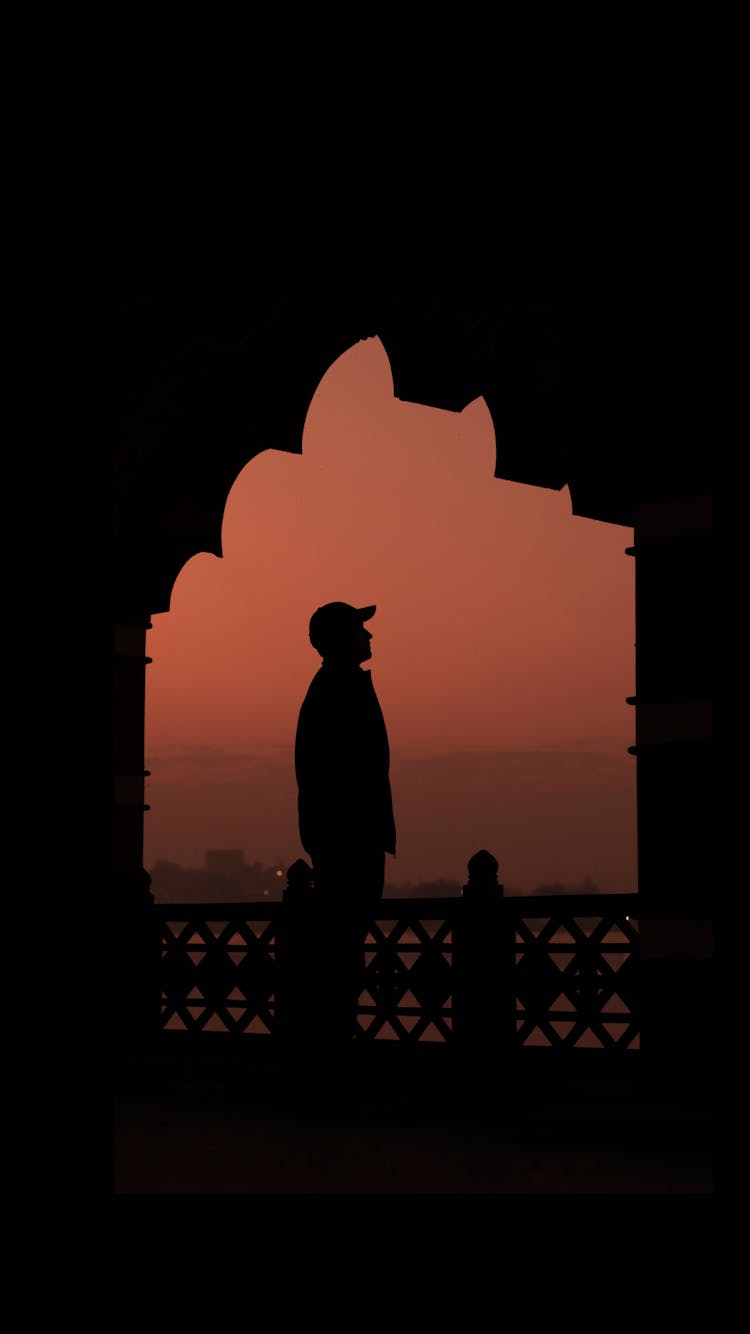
{"left": 148, "top": 850, "right": 608, "bottom": 902}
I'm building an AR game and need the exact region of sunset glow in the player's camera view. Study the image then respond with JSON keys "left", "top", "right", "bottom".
{"left": 144, "top": 337, "right": 636, "bottom": 893}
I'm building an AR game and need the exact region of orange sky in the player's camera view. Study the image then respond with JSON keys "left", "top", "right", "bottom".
{"left": 144, "top": 337, "right": 636, "bottom": 893}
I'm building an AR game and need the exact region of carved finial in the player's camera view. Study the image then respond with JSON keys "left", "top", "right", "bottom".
{"left": 462, "top": 849, "right": 503, "bottom": 900}
{"left": 283, "top": 859, "right": 315, "bottom": 904}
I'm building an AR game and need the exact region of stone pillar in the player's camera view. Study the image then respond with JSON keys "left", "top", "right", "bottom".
{"left": 277, "top": 860, "right": 315, "bottom": 1055}
{"left": 628, "top": 494, "right": 714, "bottom": 1095}
{"left": 453, "top": 851, "right": 511, "bottom": 1059}
{"left": 114, "top": 618, "right": 160, "bottom": 1042}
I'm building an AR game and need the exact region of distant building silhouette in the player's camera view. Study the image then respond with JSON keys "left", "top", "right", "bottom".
{"left": 385, "top": 877, "right": 462, "bottom": 898}
{"left": 530, "top": 876, "right": 604, "bottom": 896}
{"left": 204, "top": 850, "right": 246, "bottom": 874}
{"left": 150, "top": 856, "right": 614, "bottom": 905}
{"left": 149, "top": 850, "right": 289, "bottom": 903}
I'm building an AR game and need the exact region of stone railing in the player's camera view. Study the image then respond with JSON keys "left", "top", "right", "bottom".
{"left": 156, "top": 854, "right": 639, "bottom": 1054}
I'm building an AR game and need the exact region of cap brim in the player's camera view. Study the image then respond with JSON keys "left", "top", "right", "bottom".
{"left": 357, "top": 605, "right": 376, "bottom": 621}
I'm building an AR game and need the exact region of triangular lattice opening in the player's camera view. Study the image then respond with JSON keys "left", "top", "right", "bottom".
{"left": 606, "top": 925, "right": 630, "bottom": 944}
{"left": 376, "top": 1021, "right": 400, "bottom": 1041}
{"left": 203, "top": 1013, "right": 229, "bottom": 1033}
{"left": 202, "top": 923, "right": 228, "bottom": 939}
{"left": 602, "top": 953, "right": 626, "bottom": 973}
{"left": 575, "top": 1029, "right": 604, "bottom": 1047}
{"left": 227, "top": 930, "right": 250, "bottom": 946}
{"left": 418, "top": 1022, "right": 444, "bottom": 1043}
{"left": 524, "top": 1027, "right": 552, "bottom": 1046}
{"left": 602, "top": 1022, "right": 629, "bottom": 1041}
{"left": 244, "top": 922, "right": 271, "bottom": 941}
{"left": 549, "top": 925, "right": 576, "bottom": 944}
{"left": 399, "top": 1015, "right": 420, "bottom": 1032}
{"left": 356, "top": 1014, "right": 379, "bottom": 1034}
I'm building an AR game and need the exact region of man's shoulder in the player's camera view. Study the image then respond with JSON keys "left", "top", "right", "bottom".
{"left": 299, "top": 666, "right": 373, "bottom": 718}
{"left": 299, "top": 668, "right": 338, "bottom": 712}
{"left": 307, "top": 665, "right": 369, "bottom": 689}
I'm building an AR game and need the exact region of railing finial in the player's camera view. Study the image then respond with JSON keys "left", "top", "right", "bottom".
{"left": 462, "top": 849, "right": 503, "bottom": 900}
{"left": 283, "top": 858, "right": 315, "bottom": 904}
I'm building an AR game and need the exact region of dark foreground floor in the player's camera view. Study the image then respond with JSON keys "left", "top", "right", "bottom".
{"left": 114, "top": 1037, "right": 713, "bottom": 1195}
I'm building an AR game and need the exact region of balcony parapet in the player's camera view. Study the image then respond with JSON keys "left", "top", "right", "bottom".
{"left": 154, "top": 889, "right": 641, "bottom": 1055}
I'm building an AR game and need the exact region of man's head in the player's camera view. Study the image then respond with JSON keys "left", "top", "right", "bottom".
{"left": 309, "top": 602, "right": 375, "bottom": 664}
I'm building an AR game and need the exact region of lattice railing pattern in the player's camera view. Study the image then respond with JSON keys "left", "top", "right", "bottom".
{"left": 160, "top": 907, "right": 278, "bottom": 1036}
{"left": 510, "top": 897, "right": 639, "bottom": 1049}
{"left": 155, "top": 895, "right": 640, "bottom": 1050}
{"left": 358, "top": 913, "right": 454, "bottom": 1042}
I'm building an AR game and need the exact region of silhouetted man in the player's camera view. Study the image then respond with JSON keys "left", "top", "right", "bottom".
{"left": 294, "top": 602, "right": 396, "bottom": 1066}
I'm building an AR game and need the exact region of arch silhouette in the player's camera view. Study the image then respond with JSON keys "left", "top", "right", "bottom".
{"left": 114, "top": 288, "right": 713, "bottom": 1095}
{"left": 115, "top": 296, "right": 637, "bottom": 617}
{"left": 145, "top": 335, "right": 636, "bottom": 895}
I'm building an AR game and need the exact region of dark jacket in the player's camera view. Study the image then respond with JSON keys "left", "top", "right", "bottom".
{"left": 295, "top": 664, "right": 396, "bottom": 856}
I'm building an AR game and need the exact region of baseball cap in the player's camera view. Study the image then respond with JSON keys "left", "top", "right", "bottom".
{"left": 309, "top": 602, "right": 376, "bottom": 652}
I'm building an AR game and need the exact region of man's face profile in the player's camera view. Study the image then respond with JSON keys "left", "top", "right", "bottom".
{"left": 309, "top": 603, "right": 376, "bottom": 665}
{"left": 322, "top": 621, "right": 372, "bottom": 665}
{"left": 354, "top": 623, "right": 373, "bottom": 664}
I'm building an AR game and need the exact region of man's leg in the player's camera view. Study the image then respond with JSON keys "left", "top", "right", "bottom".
{"left": 349, "top": 848, "right": 385, "bottom": 1033}
{"left": 308, "top": 849, "right": 353, "bottom": 1068}
{"left": 310, "top": 846, "right": 385, "bottom": 1066}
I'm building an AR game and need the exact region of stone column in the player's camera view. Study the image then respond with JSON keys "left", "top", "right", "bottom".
{"left": 628, "top": 494, "right": 714, "bottom": 1095}
{"left": 114, "top": 617, "right": 160, "bottom": 1042}
{"left": 453, "top": 851, "right": 511, "bottom": 1060}
{"left": 277, "top": 860, "right": 315, "bottom": 1057}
